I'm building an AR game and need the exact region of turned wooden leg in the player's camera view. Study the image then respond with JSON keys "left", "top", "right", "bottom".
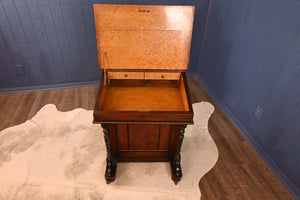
{"left": 171, "top": 125, "right": 187, "bottom": 184}
{"left": 101, "top": 124, "right": 117, "bottom": 184}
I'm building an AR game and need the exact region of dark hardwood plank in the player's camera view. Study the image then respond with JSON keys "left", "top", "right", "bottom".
{"left": 0, "top": 78, "right": 295, "bottom": 199}
{"left": 88, "top": 85, "right": 98, "bottom": 109}
{"left": 0, "top": 93, "right": 22, "bottom": 130}
{"left": 27, "top": 90, "right": 50, "bottom": 119}
{"left": 186, "top": 77, "right": 295, "bottom": 200}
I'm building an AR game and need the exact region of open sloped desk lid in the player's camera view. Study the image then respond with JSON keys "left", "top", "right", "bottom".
{"left": 94, "top": 4, "right": 195, "bottom": 71}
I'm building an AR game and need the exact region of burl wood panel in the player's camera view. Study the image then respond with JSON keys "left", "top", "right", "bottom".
{"left": 93, "top": 5, "right": 194, "bottom": 71}
{"left": 145, "top": 72, "right": 181, "bottom": 80}
{"left": 101, "top": 87, "right": 188, "bottom": 111}
{"left": 107, "top": 72, "right": 144, "bottom": 79}
{"left": 94, "top": 73, "right": 194, "bottom": 124}
{"left": 107, "top": 72, "right": 181, "bottom": 80}
{"left": 94, "top": 5, "right": 194, "bottom": 31}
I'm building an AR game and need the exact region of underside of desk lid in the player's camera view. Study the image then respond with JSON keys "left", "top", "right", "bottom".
{"left": 93, "top": 4, "right": 195, "bottom": 71}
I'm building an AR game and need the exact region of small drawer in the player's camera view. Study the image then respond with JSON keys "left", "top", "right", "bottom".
{"left": 145, "top": 72, "right": 181, "bottom": 80}
{"left": 107, "top": 72, "right": 144, "bottom": 79}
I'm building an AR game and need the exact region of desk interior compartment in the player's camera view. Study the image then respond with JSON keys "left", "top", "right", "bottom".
{"left": 96, "top": 73, "right": 189, "bottom": 112}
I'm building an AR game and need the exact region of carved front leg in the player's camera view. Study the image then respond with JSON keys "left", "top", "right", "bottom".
{"left": 171, "top": 125, "right": 187, "bottom": 184}
{"left": 101, "top": 124, "right": 117, "bottom": 184}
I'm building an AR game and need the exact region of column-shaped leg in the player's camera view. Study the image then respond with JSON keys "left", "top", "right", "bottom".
{"left": 101, "top": 124, "right": 117, "bottom": 183}
{"left": 171, "top": 125, "right": 187, "bottom": 184}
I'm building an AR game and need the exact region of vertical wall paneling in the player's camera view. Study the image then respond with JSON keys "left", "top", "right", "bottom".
{"left": 0, "top": 0, "right": 208, "bottom": 90}
{"left": 34, "top": 0, "right": 67, "bottom": 82}
{"left": 0, "top": 4, "right": 22, "bottom": 88}
{"left": 197, "top": 0, "right": 300, "bottom": 197}
{"left": 79, "top": 0, "right": 98, "bottom": 79}
{"left": 70, "top": 0, "right": 93, "bottom": 79}
{"left": 46, "top": 0, "right": 70, "bottom": 81}
{"left": 82, "top": 0, "right": 102, "bottom": 80}
{"left": 0, "top": 27, "right": 18, "bottom": 88}
{"left": 48, "top": 0, "right": 77, "bottom": 82}
{"left": 18, "top": 0, "right": 56, "bottom": 82}
{"left": 60, "top": 0, "right": 87, "bottom": 81}
{"left": 0, "top": 0, "right": 33, "bottom": 86}
{"left": 5, "top": 0, "right": 39, "bottom": 84}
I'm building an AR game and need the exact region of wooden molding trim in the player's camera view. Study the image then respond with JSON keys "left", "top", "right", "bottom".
{"left": 0, "top": 80, "right": 100, "bottom": 94}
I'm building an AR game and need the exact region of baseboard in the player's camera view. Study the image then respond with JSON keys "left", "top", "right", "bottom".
{"left": 186, "top": 72, "right": 199, "bottom": 78}
{"left": 0, "top": 80, "right": 100, "bottom": 94}
{"left": 196, "top": 74, "right": 300, "bottom": 199}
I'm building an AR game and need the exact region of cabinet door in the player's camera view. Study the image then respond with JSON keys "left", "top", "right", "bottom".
{"left": 128, "top": 124, "right": 159, "bottom": 150}
{"left": 116, "top": 124, "right": 172, "bottom": 151}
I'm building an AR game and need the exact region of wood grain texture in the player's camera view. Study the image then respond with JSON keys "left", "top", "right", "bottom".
{"left": 145, "top": 72, "right": 181, "bottom": 80}
{"left": 180, "top": 75, "right": 189, "bottom": 111}
{"left": 94, "top": 73, "right": 193, "bottom": 124}
{"left": 0, "top": 77, "right": 295, "bottom": 199}
{"left": 94, "top": 4, "right": 194, "bottom": 70}
{"left": 94, "top": 4, "right": 194, "bottom": 31}
{"left": 107, "top": 72, "right": 144, "bottom": 79}
{"left": 128, "top": 124, "right": 160, "bottom": 150}
{"left": 107, "top": 72, "right": 181, "bottom": 80}
{"left": 101, "top": 87, "right": 187, "bottom": 111}
{"left": 187, "top": 78, "right": 295, "bottom": 200}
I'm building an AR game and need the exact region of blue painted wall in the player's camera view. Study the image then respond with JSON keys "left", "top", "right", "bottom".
{"left": 198, "top": 0, "right": 300, "bottom": 197}
{"left": 0, "top": 0, "right": 209, "bottom": 90}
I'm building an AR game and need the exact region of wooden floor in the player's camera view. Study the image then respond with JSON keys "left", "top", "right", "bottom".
{"left": 0, "top": 77, "right": 295, "bottom": 200}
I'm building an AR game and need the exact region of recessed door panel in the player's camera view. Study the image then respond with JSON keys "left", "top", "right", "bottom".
{"left": 128, "top": 124, "right": 159, "bottom": 150}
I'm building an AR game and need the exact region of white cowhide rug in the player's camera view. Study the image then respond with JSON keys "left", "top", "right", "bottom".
{"left": 0, "top": 102, "right": 218, "bottom": 200}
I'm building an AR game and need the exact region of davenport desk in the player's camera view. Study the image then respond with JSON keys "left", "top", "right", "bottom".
{"left": 93, "top": 4, "right": 195, "bottom": 184}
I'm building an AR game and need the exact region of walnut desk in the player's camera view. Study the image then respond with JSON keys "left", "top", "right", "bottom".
{"left": 93, "top": 4, "right": 195, "bottom": 184}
